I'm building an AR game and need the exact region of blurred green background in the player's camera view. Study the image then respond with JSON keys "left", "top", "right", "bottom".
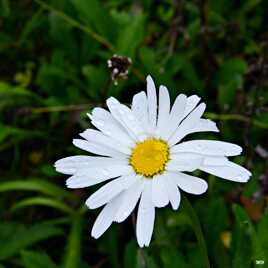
{"left": 1, "top": 0, "right": 268, "bottom": 267}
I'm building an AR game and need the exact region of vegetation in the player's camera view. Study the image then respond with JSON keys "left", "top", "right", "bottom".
{"left": 0, "top": 0, "right": 268, "bottom": 267}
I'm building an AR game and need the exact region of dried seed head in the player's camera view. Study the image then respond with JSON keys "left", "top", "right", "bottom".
{"left": 107, "top": 54, "right": 132, "bottom": 85}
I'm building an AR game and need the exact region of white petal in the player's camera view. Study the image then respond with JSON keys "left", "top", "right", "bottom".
{"left": 66, "top": 165, "right": 132, "bottom": 188}
{"left": 106, "top": 97, "right": 137, "bottom": 141}
{"left": 167, "top": 154, "right": 203, "bottom": 172}
{"left": 200, "top": 161, "right": 251, "bottom": 182}
{"left": 86, "top": 174, "right": 137, "bottom": 209}
{"left": 91, "top": 192, "right": 123, "bottom": 239}
{"left": 169, "top": 153, "right": 229, "bottom": 170}
{"left": 55, "top": 156, "right": 127, "bottom": 175}
{"left": 165, "top": 174, "right": 181, "bottom": 210}
{"left": 89, "top": 107, "right": 134, "bottom": 147}
{"left": 119, "top": 104, "right": 148, "bottom": 140}
{"left": 132, "top": 91, "right": 149, "bottom": 133}
{"left": 189, "top": 119, "right": 219, "bottom": 133}
{"left": 73, "top": 139, "right": 126, "bottom": 158}
{"left": 168, "top": 103, "right": 206, "bottom": 146}
{"left": 183, "top": 95, "right": 201, "bottom": 117}
{"left": 162, "top": 118, "right": 218, "bottom": 144}
{"left": 146, "top": 75, "right": 157, "bottom": 132}
{"left": 171, "top": 140, "right": 242, "bottom": 156}
{"left": 114, "top": 178, "right": 144, "bottom": 223}
{"left": 152, "top": 175, "right": 169, "bottom": 208}
{"left": 107, "top": 97, "right": 147, "bottom": 141}
{"left": 55, "top": 155, "right": 99, "bottom": 167}
{"left": 80, "top": 129, "right": 131, "bottom": 155}
{"left": 169, "top": 171, "right": 208, "bottom": 195}
{"left": 203, "top": 156, "right": 228, "bottom": 166}
{"left": 55, "top": 156, "right": 127, "bottom": 170}
{"left": 161, "top": 94, "right": 187, "bottom": 140}
{"left": 136, "top": 180, "right": 155, "bottom": 247}
{"left": 171, "top": 152, "right": 203, "bottom": 162}
{"left": 157, "top": 85, "right": 170, "bottom": 134}
{"left": 106, "top": 97, "right": 128, "bottom": 130}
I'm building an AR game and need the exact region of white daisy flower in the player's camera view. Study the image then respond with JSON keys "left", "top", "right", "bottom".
{"left": 55, "top": 75, "right": 251, "bottom": 247}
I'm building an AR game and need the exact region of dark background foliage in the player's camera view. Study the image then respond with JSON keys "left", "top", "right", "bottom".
{"left": 0, "top": 0, "right": 268, "bottom": 267}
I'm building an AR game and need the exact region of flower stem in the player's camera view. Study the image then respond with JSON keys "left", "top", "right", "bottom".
{"left": 182, "top": 195, "right": 210, "bottom": 268}
{"left": 205, "top": 112, "right": 268, "bottom": 129}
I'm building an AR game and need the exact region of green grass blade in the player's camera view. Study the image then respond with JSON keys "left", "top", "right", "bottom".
{"left": 0, "top": 179, "right": 73, "bottom": 199}
{"left": 63, "top": 214, "right": 82, "bottom": 268}
{"left": 11, "top": 197, "right": 74, "bottom": 214}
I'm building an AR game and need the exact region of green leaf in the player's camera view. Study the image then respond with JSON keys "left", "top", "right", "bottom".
{"left": 216, "top": 58, "right": 247, "bottom": 108}
{"left": 161, "top": 247, "right": 188, "bottom": 268}
{"left": 0, "top": 223, "right": 63, "bottom": 260}
{"left": 139, "top": 47, "right": 158, "bottom": 76}
{"left": 218, "top": 59, "right": 248, "bottom": 81}
{"left": 21, "top": 251, "right": 58, "bottom": 268}
{"left": 0, "top": 82, "right": 33, "bottom": 96}
{"left": 49, "top": 11, "right": 78, "bottom": 62}
{"left": 186, "top": 247, "right": 203, "bottom": 268}
{"left": 124, "top": 240, "right": 137, "bottom": 268}
{"left": 199, "top": 197, "right": 228, "bottom": 242}
{"left": 0, "top": 125, "right": 45, "bottom": 151}
{"left": 0, "top": 125, "right": 42, "bottom": 143}
{"left": 197, "top": 198, "right": 230, "bottom": 268}
{"left": 240, "top": 0, "right": 261, "bottom": 15}
{"left": 82, "top": 65, "right": 108, "bottom": 100}
{"left": 63, "top": 215, "right": 82, "bottom": 268}
{"left": 257, "top": 208, "right": 268, "bottom": 262}
{"left": 116, "top": 13, "right": 145, "bottom": 59}
{"left": 209, "top": 0, "right": 233, "bottom": 16}
{"left": 0, "top": 0, "right": 9, "bottom": 17}
{"left": 181, "top": 61, "right": 204, "bottom": 92}
{"left": 11, "top": 197, "right": 74, "bottom": 214}
{"left": 19, "top": 8, "right": 44, "bottom": 45}
{"left": 0, "top": 179, "right": 73, "bottom": 199}
{"left": 254, "top": 112, "right": 268, "bottom": 126}
{"left": 101, "top": 227, "right": 120, "bottom": 268}
{"left": 136, "top": 249, "right": 158, "bottom": 268}
{"left": 182, "top": 195, "right": 210, "bottom": 268}
{"left": 232, "top": 204, "right": 266, "bottom": 267}
{"left": 0, "top": 82, "right": 42, "bottom": 110}
{"left": 71, "top": 0, "right": 117, "bottom": 42}
{"left": 232, "top": 204, "right": 252, "bottom": 268}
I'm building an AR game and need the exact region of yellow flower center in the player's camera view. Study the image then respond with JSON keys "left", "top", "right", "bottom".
{"left": 129, "top": 138, "right": 169, "bottom": 178}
